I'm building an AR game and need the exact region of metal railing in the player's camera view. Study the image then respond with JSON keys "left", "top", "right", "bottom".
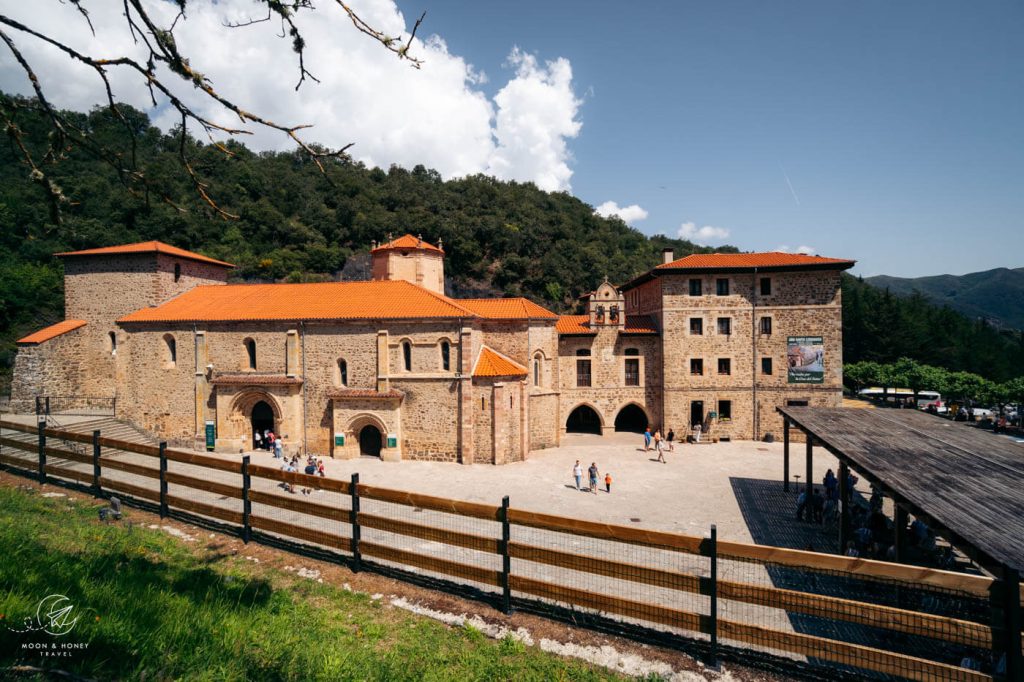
{"left": 35, "top": 396, "right": 116, "bottom": 417}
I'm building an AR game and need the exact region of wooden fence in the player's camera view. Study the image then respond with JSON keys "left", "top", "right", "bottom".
{"left": 1, "top": 418, "right": 1020, "bottom": 682}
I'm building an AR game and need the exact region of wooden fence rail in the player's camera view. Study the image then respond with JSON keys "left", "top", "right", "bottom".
{"left": 1, "top": 418, "right": 1015, "bottom": 682}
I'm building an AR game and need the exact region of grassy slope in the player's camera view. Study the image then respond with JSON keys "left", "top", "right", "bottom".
{"left": 0, "top": 486, "right": 624, "bottom": 681}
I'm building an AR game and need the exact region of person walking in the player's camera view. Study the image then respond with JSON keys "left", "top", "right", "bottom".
{"left": 643, "top": 427, "right": 652, "bottom": 451}
{"left": 267, "top": 430, "right": 276, "bottom": 452}
{"left": 588, "top": 462, "right": 599, "bottom": 494}
{"left": 655, "top": 435, "right": 666, "bottom": 463}
{"left": 254, "top": 431, "right": 262, "bottom": 451}
{"left": 274, "top": 436, "right": 284, "bottom": 459}
{"left": 666, "top": 428, "right": 675, "bottom": 452}
{"left": 572, "top": 460, "right": 583, "bottom": 490}
{"left": 263, "top": 429, "right": 270, "bottom": 450}
{"left": 604, "top": 472, "right": 612, "bottom": 493}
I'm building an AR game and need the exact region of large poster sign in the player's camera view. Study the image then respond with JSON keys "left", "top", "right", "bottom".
{"left": 787, "top": 336, "right": 824, "bottom": 384}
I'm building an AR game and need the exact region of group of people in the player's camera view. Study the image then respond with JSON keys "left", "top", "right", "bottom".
{"left": 642, "top": 427, "right": 675, "bottom": 463}
{"left": 795, "top": 468, "right": 855, "bottom": 524}
{"left": 254, "top": 429, "right": 283, "bottom": 458}
{"left": 572, "top": 460, "right": 611, "bottom": 494}
{"left": 279, "top": 454, "right": 326, "bottom": 494}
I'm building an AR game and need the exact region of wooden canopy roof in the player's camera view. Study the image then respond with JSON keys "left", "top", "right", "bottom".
{"left": 778, "top": 406, "right": 1024, "bottom": 575}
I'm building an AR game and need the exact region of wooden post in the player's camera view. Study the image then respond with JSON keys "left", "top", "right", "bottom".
{"left": 1001, "top": 566, "right": 1022, "bottom": 682}
{"left": 894, "top": 506, "right": 908, "bottom": 563}
{"left": 158, "top": 441, "right": 168, "bottom": 518}
{"left": 92, "top": 430, "right": 101, "bottom": 498}
{"left": 501, "top": 495, "right": 512, "bottom": 614}
{"left": 241, "top": 455, "right": 251, "bottom": 543}
{"left": 804, "top": 434, "right": 813, "bottom": 497}
{"left": 350, "top": 473, "right": 361, "bottom": 573}
{"left": 838, "top": 461, "right": 850, "bottom": 552}
{"left": 783, "top": 420, "right": 790, "bottom": 491}
{"left": 708, "top": 524, "right": 718, "bottom": 667}
{"left": 37, "top": 420, "right": 46, "bottom": 485}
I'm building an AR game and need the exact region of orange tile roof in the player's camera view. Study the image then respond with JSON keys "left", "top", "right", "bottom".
{"left": 370, "top": 234, "right": 444, "bottom": 254}
{"left": 56, "top": 240, "right": 234, "bottom": 268}
{"left": 556, "top": 315, "right": 594, "bottom": 335}
{"left": 458, "top": 298, "right": 558, "bottom": 320}
{"left": 623, "top": 315, "right": 659, "bottom": 334}
{"left": 17, "top": 320, "right": 87, "bottom": 345}
{"left": 473, "top": 346, "right": 528, "bottom": 378}
{"left": 118, "top": 280, "right": 478, "bottom": 323}
{"left": 556, "top": 314, "right": 659, "bottom": 335}
{"left": 657, "top": 252, "right": 854, "bottom": 270}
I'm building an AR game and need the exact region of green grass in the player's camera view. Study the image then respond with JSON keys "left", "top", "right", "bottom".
{"left": 0, "top": 485, "right": 628, "bottom": 681}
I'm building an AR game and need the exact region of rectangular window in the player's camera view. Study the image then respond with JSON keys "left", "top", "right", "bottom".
{"left": 762, "top": 357, "right": 773, "bottom": 375}
{"left": 625, "top": 358, "right": 640, "bottom": 386}
{"left": 718, "top": 358, "right": 731, "bottom": 375}
{"left": 760, "top": 277, "right": 772, "bottom": 296}
{"left": 786, "top": 399, "right": 809, "bottom": 407}
{"left": 716, "top": 278, "right": 730, "bottom": 296}
{"left": 689, "top": 278, "right": 702, "bottom": 296}
{"left": 690, "top": 358, "right": 703, "bottom": 376}
{"left": 717, "top": 317, "right": 731, "bottom": 335}
{"left": 689, "top": 317, "right": 703, "bottom": 335}
{"left": 718, "top": 400, "right": 732, "bottom": 420}
{"left": 760, "top": 316, "right": 772, "bottom": 335}
{"left": 576, "top": 359, "right": 592, "bottom": 387}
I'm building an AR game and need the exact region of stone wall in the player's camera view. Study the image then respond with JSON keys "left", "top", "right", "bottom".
{"left": 9, "top": 327, "right": 89, "bottom": 411}
{"left": 657, "top": 270, "right": 844, "bottom": 441}
{"left": 557, "top": 327, "right": 662, "bottom": 433}
{"left": 528, "top": 390, "right": 559, "bottom": 449}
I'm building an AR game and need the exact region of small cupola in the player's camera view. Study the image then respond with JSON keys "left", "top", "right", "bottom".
{"left": 370, "top": 233, "right": 446, "bottom": 295}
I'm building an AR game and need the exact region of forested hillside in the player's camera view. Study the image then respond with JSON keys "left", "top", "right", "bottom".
{"left": 866, "top": 268, "right": 1024, "bottom": 331}
{"left": 2, "top": 98, "right": 1022, "bottom": 392}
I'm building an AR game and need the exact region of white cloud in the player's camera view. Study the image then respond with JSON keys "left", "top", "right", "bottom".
{"left": 594, "top": 201, "right": 648, "bottom": 225}
{"left": 487, "top": 47, "right": 582, "bottom": 191}
{"left": 678, "top": 221, "right": 730, "bottom": 245}
{"left": 0, "top": 1, "right": 581, "bottom": 190}
{"left": 776, "top": 245, "right": 816, "bottom": 255}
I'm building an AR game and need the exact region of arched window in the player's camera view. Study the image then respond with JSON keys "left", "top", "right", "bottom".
{"left": 244, "top": 338, "right": 257, "bottom": 370}
{"left": 163, "top": 334, "right": 177, "bottom": 367}
{"left": 533, "top": 351, "right": 544, "bottom": 387}
{"left": 402, "top": 341, "right": 412, "bottom": 372}
{"left": 336, "top": 359, "right": 348, "bottom": 387}
{"left": 441, "top": 341, "right": 450, "bottom": 371}
{"left": 108, "top": 331, "right": 117, "bottom": 355}
{"left": 173, "top": 263, "right": 181, "bottom": 282}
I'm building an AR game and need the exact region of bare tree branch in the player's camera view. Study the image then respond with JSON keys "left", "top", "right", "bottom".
{"left": 0, "top": 0, "right": 428, "bottom": 220}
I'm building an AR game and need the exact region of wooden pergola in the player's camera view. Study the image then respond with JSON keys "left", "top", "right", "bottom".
{"left": 778, "top": 406, "right": 1024, "bottom": 680}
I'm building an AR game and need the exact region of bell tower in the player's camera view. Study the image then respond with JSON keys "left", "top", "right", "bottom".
{"left": 370, "top": 233, "right": 446, "bottom": 295}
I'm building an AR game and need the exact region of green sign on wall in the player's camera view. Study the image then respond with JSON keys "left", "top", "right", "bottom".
{"left": 334, "top": 433, "right": 345, "bottom": 447}
{"left": 204, "top": 421, "right": 216, "bottom": 451}
{"left": 386, "top": 434, "right": 397, "bottom": 448}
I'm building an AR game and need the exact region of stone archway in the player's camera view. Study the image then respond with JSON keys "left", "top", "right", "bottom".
{"left": 358, "top": 425, "right": 383, "bottom": 457}
{"left": 229, "top": 390, "right": 283, "bottom": 448}
{"left": 566, "top": 404, "right": 603, "bottom": 434}
{"left": 614, "top": 403, "right": 649, "bottom": 433}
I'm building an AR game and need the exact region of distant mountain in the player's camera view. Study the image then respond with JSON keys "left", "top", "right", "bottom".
{"left": 866, "top": 267, "right": 1024, "bottom": 330}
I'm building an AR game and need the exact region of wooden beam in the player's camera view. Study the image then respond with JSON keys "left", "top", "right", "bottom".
{"left": 783, "top": 419, "right": 790, "bottom": 491}
{"left": 805, "top": 434, "right": 813, "bottom": 497}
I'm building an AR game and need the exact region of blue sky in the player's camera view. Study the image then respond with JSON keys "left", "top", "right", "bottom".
{"left": 410, "top": 0, "right": 1024, "bottom": 278}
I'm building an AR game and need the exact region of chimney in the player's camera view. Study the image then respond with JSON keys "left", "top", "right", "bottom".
{"left": 662, "top": 248, "right": 674, "bottom": 265}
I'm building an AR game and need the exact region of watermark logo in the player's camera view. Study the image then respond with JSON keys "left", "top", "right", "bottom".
{"left": 5, "top": 594, "right": 79, "bottom": 636}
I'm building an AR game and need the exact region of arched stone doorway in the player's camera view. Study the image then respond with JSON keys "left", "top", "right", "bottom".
{"left": 566, "top": 405, "right": 602, "bottom": 434}
{"left": 614, "top": 404, "right": 648, "bottom": 433}
{"left": 359, "top": 425, "right": 383, "bottom": 457}
{"left": 251, "top": 400, "right": 275, "bottom": 449}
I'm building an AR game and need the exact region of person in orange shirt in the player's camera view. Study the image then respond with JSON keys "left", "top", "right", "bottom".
{"left": 604, "top": 472, "right": 612, "bottom": 493}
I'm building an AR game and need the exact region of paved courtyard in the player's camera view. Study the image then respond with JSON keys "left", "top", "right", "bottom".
{"left": 251, "top": 431, "right": 847, "bottom": 547}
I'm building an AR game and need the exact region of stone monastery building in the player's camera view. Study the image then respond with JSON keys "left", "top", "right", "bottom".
{"left": 12, "top": 236, "right": 854, "bottom": 463}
